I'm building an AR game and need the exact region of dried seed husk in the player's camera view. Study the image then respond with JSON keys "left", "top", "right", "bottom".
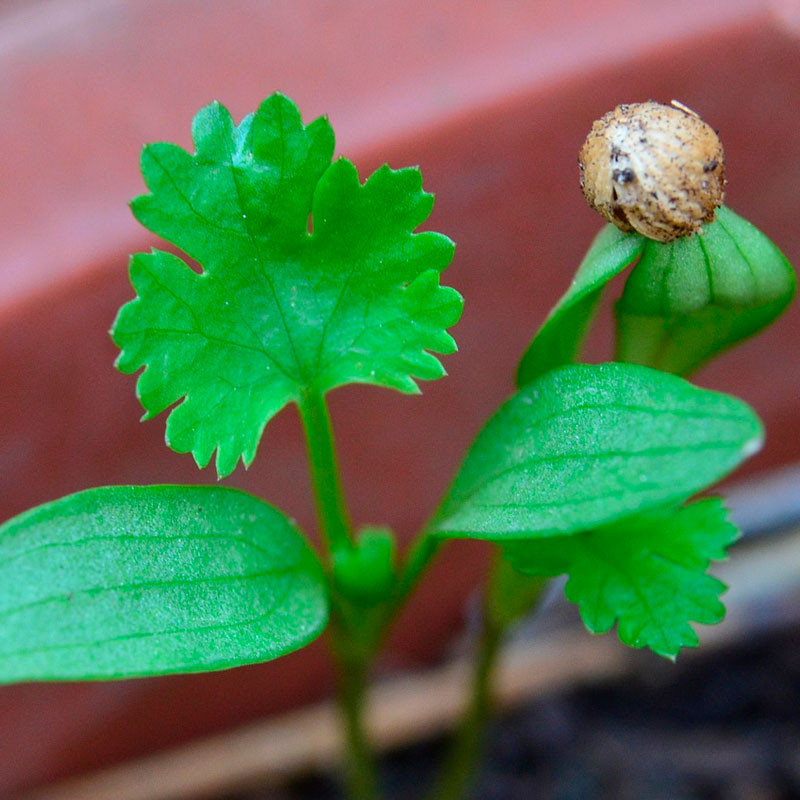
{"left": 579, "top": 101, "right": 725, "bottom": 242}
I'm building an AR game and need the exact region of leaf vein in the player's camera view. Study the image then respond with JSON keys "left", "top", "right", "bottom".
{"left": 0, "top": 577, "right": 302, "bottom": 662}
{"left": 1, "top": 530, "right": 293, "bottom": 569}
{"left": 0, "top": 567, "right": 296, "bottom": 623}
{"left": 449, "top": 432, "right": 744, "bottom": 508}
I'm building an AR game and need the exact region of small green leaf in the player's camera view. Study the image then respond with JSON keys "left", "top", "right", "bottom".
{"left": 616, "top": 206, "right": 796, "bottom": 374}
{"left": 333, "top": 526, "right": 397, "bottom": 606}
{"left": 517, "top": 225, "right": 644, "bottom": 386}
{"left": 0, "top": 486, "right": 328, "bottom": 682}
{"left": 503, "top": 499, "right": 740, "bottom": 658}
{"left": 432, "top": 363, "right": 761, "bottom": 540}
{"left": 112, "top": 94, "right": 462, "bottom": 477}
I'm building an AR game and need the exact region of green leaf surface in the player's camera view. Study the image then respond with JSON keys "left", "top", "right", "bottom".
{"left": 432, "top": 363, "right": 761, "bottom": 540}
{"left": 0, "top": 486, "right": 328, "bottom": 682}
{"left": 517, "top": 225, "right": 645, "bottom": 386}
{"left": 112, "top": 94, "right": 462, "bottom": 477}
{"left": 616, "top": 206, "right": 796, "bottom": 375}
{"left": 503, "top": 499, "right": 739, "bottom": 657}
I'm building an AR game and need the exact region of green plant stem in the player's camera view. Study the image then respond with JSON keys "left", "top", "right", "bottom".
{"left": 330, "top": 621, "right": 381, "bottom": 800}
{"left": 297, "top": 388, "right": 379, "bottom": 799}
{"left": 427, "top": 609, "right": 503, "bottom": 800}
{"left": 428, "top": 554, "right": 547, "bottom": 800}
{"left": 298, "top": 387, "right": 353, "bottom": 557}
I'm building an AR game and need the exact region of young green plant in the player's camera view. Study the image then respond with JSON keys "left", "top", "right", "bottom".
{"left": 0, "top": 95, "right": 794, "bottom": 800}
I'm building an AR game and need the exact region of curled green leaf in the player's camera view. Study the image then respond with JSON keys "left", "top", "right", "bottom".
{"left": 517, "top": 225, "right": 645, "bottom": 386}
{"left": 615, "top": 206, "right": 796, "bottom": 374}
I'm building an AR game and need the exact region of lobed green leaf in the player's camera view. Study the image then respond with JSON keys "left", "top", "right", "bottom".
{"left": 432, "top": 363, "right": 761, "bottom": 540}
{"left": 615, "top": 206, "right": 796, "bottom": 375}
{"left": 503, "top": 499, "right": 740, "bottom": 658}
{"left": 112, "top": 94, "right": 462, "bottom": 477}
{"left": 0, "top": 486, "right": 328, "bottom": 682}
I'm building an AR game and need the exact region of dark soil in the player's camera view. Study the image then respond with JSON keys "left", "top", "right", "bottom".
{"left": 238, "top": 624, "right": 800, "bottom": 800}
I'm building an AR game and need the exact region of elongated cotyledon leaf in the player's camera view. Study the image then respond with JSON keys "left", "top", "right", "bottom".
{"left": 615, "top": 206, "right": 796, "bottom": 375}
{"left": 112, "top": 94, "right": 462, "bottom": 477}
{"left": 433, "top": 363, "right": 761, "bottom": 540}
{"left": 503, "top": 499, "right": 739, "bottom": 658}
{"left": 516, "top": 225, "right": 644, "bottom": 386}
{"left": 0, "top": 486, "right": 328, "bottom": 682}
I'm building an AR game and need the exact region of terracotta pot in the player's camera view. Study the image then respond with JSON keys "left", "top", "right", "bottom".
{"left": 1, "top": 0, "right": 799, "bottom": 793}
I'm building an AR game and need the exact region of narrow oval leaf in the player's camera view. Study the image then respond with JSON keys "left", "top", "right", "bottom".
{"left": 433, "top": 363, "right": 762, "bottom": 540}
{"left": 615, "top": 206, "right": 796, "bottom": 375}
{"left": 0, "top": 486, "right": 328, "bottom": 683}
{"left": 516, "top": 225, "right": 644, "bottom": 387}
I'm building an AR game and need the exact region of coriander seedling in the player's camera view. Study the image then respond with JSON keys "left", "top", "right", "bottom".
{"left": 0, "top": 95, "right": 794, "bottom": 800}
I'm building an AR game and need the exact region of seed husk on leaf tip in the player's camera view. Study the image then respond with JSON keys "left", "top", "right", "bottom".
{"left": 579, "top": 100, "right": 726, "bottom": 242}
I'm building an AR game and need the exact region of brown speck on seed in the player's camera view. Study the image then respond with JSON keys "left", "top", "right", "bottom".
{"left": 578, "top": 100, "right": 726, "bottom": 242}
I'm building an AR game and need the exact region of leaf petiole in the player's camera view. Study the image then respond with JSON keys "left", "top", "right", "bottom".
{"left": 298, "top": 387, "right": 354, "bottom": 558}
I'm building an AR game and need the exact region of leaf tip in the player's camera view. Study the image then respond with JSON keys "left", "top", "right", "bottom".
{"left": 742, "top": 429, "right": 765, "bottom": 460}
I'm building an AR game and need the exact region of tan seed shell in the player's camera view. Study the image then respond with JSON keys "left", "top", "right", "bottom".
{"left": 578, "top": 100, "right": 725, "bottom": 242}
